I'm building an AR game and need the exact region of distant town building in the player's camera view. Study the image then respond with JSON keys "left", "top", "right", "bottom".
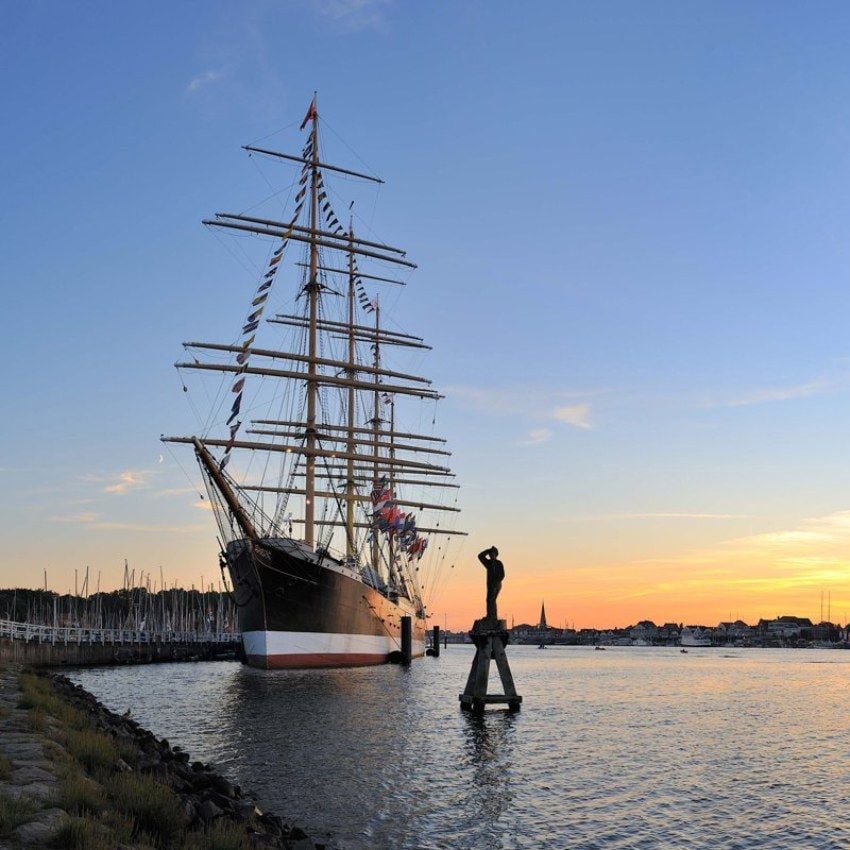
{"left": 658, "top": 623, "right": 681, "bottom": 643}
{"left": 509, "top": 601, "right": 564, "bottom": 644}
{"left": 758, "top": 616, "right": 814, "bottom": 640}
{"left": 715, "top": 620, "right": 754, "bottom": 642}
{"left": 629, "top": 620, "right": 659, "bottom": 644}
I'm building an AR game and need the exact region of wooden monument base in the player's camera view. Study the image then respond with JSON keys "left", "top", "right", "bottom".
{"left": 458, "top": 618, "right": 522, "bottom": 713}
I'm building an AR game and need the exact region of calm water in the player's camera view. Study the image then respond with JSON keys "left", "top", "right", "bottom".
{"left": 71, "top": 647, "right": 850, "bottom": 849}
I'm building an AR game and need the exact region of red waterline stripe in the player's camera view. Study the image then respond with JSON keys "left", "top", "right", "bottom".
{"left": 247, "top": 652, "right": 389, "bottom": 670}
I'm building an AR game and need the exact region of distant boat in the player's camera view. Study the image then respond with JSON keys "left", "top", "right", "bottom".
{"left": 594, "top": 645, "right": 606, "bottom": 651}
{"left": 680, "top": 627, "right": 712, "bottom": 647}
{"left": 538, "top": 642, "right": 547, "bottom": 650}
{"left": 680, "top": 648, "right": 688, "bottom": 654}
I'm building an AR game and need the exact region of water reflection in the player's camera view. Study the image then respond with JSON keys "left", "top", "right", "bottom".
{"left": 462, "top": 712, "right": 516, "bottom": 828}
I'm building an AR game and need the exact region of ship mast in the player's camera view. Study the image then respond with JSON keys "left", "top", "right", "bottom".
{"left": 345, "top": 219, "right": 356, "bottom": 558}
{"left": 305, "top": 97, "right": 319, "bottom": 549}
{"left": 371, "top": 297, "right": 381, "bottom": 574}
{"left": 388, "top": 394, "right": 398, "bottom": 590}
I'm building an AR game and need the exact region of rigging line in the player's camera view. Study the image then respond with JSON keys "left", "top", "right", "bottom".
{"left": 202, "top": 357, "right": 234, "bottom": 438}
{"left": 273, "top": 381, "right": 307, "bottom": 531}
{"left": 437, "top": 539, "right": 465, "bottom": 602}
{"left": 175, "top": 367, "right": 206, "bottom": 434}
{"left": 163, "top": 443, "right": 206, "bottom": 502}
{"left": 368, "top": 180, "right": 382, "bottom": 233}
{"left": 316, "top": 435, "right": 361, "bottom": 561}
{"left": 264, "top": 337, "right": 299, "bottom": 524}
{"left": 206, "top": 223, "right": 262, "bottom": 277}
{"left": 319, "top": 115, "right": 381, "bottom": 185}
{"left": 243, "top": 163, "right": 300, "bottom": 217}
{"left": 176, "top": 364, "right": 223, "bottom": 439}
{"left": 320, "top": 175, "right": 402, "bottom": 255}
{"left": 245, "top": 118, "right": 301, "bottom": 147}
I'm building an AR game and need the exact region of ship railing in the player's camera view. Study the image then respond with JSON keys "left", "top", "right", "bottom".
{"left": 0, "top": 619, "right": 241, "bottom": 647}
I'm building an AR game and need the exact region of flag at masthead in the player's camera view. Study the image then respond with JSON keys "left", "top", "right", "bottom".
{"left": 300, "top": 97, "right": 318, "bottom": 131}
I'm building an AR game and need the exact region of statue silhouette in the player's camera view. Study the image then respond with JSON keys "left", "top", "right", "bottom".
{"left": 478, "top": 547, "right": 505, "bottom": 623}
{"left": 461, "top": 545, "right": 522, "bottom": 713}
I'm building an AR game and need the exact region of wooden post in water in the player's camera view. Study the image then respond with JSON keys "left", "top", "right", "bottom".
{"left": 459, "top": 618, "right": 522, "bottom": 713}
{"left": 400, "top": 615, "right": 412, "bottom": 664}
{"left": 432, "top": 626, "right": 441, "bottom": 657}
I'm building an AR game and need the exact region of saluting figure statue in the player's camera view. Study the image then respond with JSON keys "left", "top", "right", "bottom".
{"left": 478, "top": 546, "right": 505, "bottom": 624}
{"left": 461, "top": 545, "right": 522, "bottom": 712}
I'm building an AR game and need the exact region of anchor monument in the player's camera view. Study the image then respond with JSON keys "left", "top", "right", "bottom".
{"left": 459, "top": 547, "right": 523, "bottom": 713}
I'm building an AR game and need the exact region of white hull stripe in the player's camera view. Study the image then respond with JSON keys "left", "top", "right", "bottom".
{"left": 243, "top": 630, "right": 425, "bottom": 659}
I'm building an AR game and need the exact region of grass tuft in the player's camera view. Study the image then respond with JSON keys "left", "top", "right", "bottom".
{"left": 62, "top": 728, "right": 119, "bottom": 773}
{"left": 109, "top": 772, "right": 187, "bottom": 847}
{"left": 29, "top": 706, "right": 48, "bottom": 733}
{"left": 43, "top": 739, "right": 71, "bottom": 766}
{"left": 183, "top": 820, "right": 251, "bottom": 850}
{"left": 98, "top": 809, "right": 136, "bottom": 845}
{"left": 49, "top": 815, "right": 113, "bottom": 850}
{"left": 0, "top": 796, "right": 38, "bottom": 838}
{"left": 18, "top": 674, "right": 89, "bottom": 729}
{"left": 59, "top": 773, "right": 106, "bottom": 816}
{"left": 116, "top": 740, "right": 139, "bottom": 767}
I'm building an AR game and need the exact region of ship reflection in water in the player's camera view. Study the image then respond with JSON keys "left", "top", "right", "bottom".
{"left": 72, "top": 646, "right": 850, "bottom": 849}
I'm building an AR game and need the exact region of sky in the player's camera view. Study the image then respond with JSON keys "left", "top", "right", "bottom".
{"left": 4, "top": 1, "right": 850, "bottom": 629}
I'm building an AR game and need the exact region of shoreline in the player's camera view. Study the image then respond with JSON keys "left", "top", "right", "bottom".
{"left": 0, "top": 663, "right": 328, "bottom": 848}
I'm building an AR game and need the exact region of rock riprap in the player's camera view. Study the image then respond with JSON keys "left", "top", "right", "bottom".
{"left": 0, "top": 665, "right": 329, "bottom": 849}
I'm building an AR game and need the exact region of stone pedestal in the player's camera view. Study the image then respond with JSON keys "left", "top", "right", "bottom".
{"left": 458, "top": 620, "right": 522, "bottom": 713}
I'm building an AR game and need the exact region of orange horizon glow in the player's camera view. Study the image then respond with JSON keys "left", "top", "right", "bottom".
{"left": 7, "top": 504, "right": 850, "bottom": 632}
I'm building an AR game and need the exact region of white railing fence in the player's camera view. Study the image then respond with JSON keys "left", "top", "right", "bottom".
{"left": 0, "top": 619, "right": 240, "bottom": 646}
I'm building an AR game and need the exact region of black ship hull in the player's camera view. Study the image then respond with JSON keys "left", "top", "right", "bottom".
{"left": 226, "top": 537, "right": 426, "bottom": 669}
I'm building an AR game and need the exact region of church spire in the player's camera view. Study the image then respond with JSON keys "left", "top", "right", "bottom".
{"left": 539, "top": 601, "right": 547, "bottom": 630}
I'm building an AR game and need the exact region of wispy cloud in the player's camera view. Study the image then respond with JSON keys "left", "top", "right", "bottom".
{"left": 311, "top": 0, "right": 392, "bottom": 30}
{"left": 52, "top": 511, "right": 100, "bottom": 524}
{"left": 703, "top": 376, "right": 842, "bottom": 409}
{"left": 187, "top": 69, "right": 226, "bottom": 93}
{"left": 446, "top": 385, "right": 602, "bottom": 417}
{"left": 102, "top": 470, "right": 152, "bottom": 495}
{"left": 158, "top": 487, "right": 198, "bottom": 498}
{"left": 627, "top": 512, "right": 752, "bottom": 520}
{"left": 562, "top": 512, "right": 755, "bottom": 522}
{"left": 725, "top": 378, "right": 835, "bottom": 407}
{"left": 50, "top": 511, "right": 203, "bottom": 534}
{"left": 552, "top": 403, "right": 592, "bottom": 430}
{"left": 520, "top": 428, "right": 552, "bottom": 446}
{"left": 638, "top": 508, "right": 850, "bottom": 572}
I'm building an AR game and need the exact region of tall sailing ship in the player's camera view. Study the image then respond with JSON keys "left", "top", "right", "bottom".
{"left": 163, "top": 99, "right": 465, "bottom": 669}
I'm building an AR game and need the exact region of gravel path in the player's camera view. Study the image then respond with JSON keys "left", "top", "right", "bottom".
{"left": 0, "top": 666, "right": 68, "bottom": 847}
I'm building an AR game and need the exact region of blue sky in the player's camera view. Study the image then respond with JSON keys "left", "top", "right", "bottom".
{"left": 4, "top": 1, "right": 850, "bottom": 626}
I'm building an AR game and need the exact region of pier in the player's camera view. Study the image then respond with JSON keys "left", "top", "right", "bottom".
{"left": 0, "top": 619, "right": 240, "bottom": 667}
